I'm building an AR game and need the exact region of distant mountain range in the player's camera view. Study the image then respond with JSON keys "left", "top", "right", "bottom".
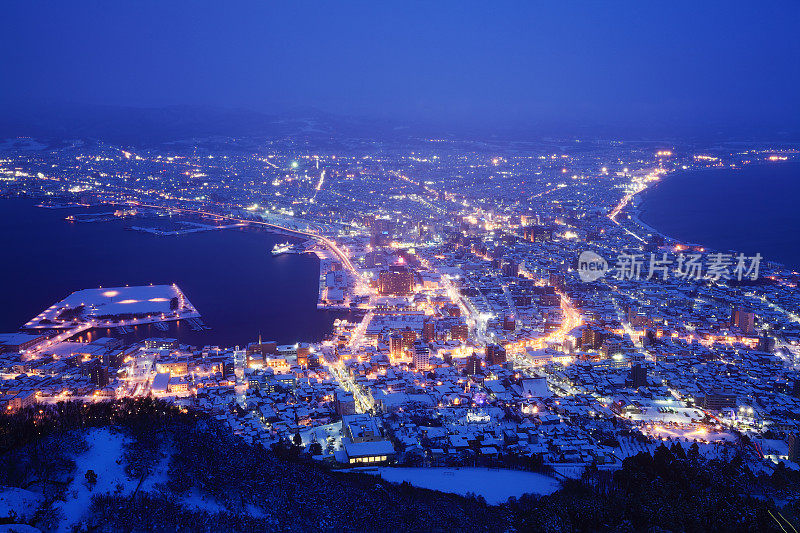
{"left": 0, "top": 103, "right": 412, "bottom": 146}
{"left": 1, "top": 102, "right": 797, "bottom": 147}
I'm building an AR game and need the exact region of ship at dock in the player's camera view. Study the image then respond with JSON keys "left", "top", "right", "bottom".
{"left": 271, "top": 239, "right": 317, "bottom": 256}
{"left": 271, "top": 242, "right": 296, "bottom": 255}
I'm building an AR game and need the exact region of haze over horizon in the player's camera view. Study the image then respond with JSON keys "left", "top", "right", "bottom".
{"left": 5, "top": 4, "right": 800, "bottom": 531}
{"left": 2, "top": 1, "right": 799, "bottom": 138}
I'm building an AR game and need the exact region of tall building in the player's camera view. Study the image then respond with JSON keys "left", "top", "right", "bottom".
{"left": 549, "top": 272, "right": 565, "bottom": 290}
{"left": 413, "top": 342, "right": 430, "bottom": 371}
{"left": 501, "top": 259, "right": 519, "bottom": 278}
{"left": 400, "top": 328, "right": 417, "bottom": 351}
{"left": 739, "top": 311, "right": 756, "bottom": 335}
{"left": 444, "top": 304, "right": 461, "bottom": 317}
{"left": 627, "top": 364, "right": 648, "bottom": 388}
{"left": 389, "top": 332, "right": 404, "bottom": 359}
{"left": 701, "top": 391, "right": 737, "bottom": 411}
{"left": 624, "top": 304, "right": 636, "bottom": 324}
{"left": 523, "top": 225, "right": 552, "bottom": 243}
{"left": 731, "top": 306, "right": 756, "bottom": 335}
{"left": 365, "top": 250, "right": 387, "bottom": 268}
{"left": 248, "top": 340, "right": 278, "bottom": 357}
{"left": 466, "top": 354, "right": 482, "bottom": 375}
{"left": 90, "top": 364, "right": 110, "bottom": 387}
{"left": 422, "top": 319, "right": 436, "bottom": 342}
{"left": 485, "top": 344, "right": 507, "bottom": 365}
{"left": 335, "top": 389, "right": 356, "bottom": 416}
{"left": 582, "top": 327, "right": 604, "bottom": 349}
{"left": 342, "top": 414, "right": 382, "bottom": 443}
{"left": 450, "top": 321, "right": 469, "bottom": 342}
{"left": 246, "top": 352, "right": 265, "bottom": 368}
{"left": 297, "top": 343, "right": 310, "bottom": 367}
{"left": 102, "top": 350, "right": 126, "bottom": 368}
{"left": 378, "top": 266, "right": 415, "bottom": 295}
{"left": 368, "top": 217, "right": 394, "bottom": 247}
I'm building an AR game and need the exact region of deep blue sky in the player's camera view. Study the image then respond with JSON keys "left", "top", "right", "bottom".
{"left": 2, "top": 1, "right": 799, "bottom": 131}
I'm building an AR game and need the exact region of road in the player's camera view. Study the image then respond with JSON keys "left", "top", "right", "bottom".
{"left": 124, "top": 201, "right": 379, "bottom": 411}
{"left": 328, "top": 361, "right": 375, "bottom": 413}
{"left": 505, "top": 289, "right": 583, "bottom": 354}
{"left": 319, "top": 309, "right": 376, "bottom": 413}
{"left": 607, "top": 185, "right": 648, "bottom": 244}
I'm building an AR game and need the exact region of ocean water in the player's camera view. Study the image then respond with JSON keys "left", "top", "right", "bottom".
{"left": 0, "top": 199, "right": 345, "bottom": 347}
{"left": 638, "top": 162, "right": 800, "bottom": 271}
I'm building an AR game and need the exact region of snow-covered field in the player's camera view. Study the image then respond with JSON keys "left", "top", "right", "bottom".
{"left": 49, "top": 428, "right": 250, "bottom": 531}
{"left": 0, "top": 486, "right": 43, "bottom": 523}
{"left": 53, "top": 428, "right": 131, "bottom": 532}
{"left": 359, "top": 467, "right": 561, "bottom": 504}
{"left": 647, "top": 425, "right": 736, "bottom": 443}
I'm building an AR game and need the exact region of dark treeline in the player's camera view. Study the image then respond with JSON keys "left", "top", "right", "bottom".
{"left": 0, "top": 400, "right": 506, "bottom": 532}
{"left": 507, "top": 443, "right": 799, "bottom": 532}
{"left": 1, "top": 400, "right": 799, "bottom": 532}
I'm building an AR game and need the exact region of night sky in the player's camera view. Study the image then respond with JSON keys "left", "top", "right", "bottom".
{"left": 2, "top": 1, "right": 799, "bottom": 132}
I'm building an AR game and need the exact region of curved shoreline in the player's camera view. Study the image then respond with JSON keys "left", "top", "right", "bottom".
{"left": 626, "top": 162, "right": 800, "bottom": 270}
{"left": 628, "top": 164, "right": 744, "bottom": 245}
{"left": 0, "top": 199, "right": 342, "bottom": 346}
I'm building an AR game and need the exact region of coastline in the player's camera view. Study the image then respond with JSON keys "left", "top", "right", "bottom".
{"left": 627, "top": 164, "right": 741, "bottom": 245}
{"left": 629, "top": 188, "right": 669, "bottom": 242}
{"left": 624, "top": 162, "right": 800, "bottom": 271}
{"left": 0, "top": 198, "right": 339, "bottom": 346}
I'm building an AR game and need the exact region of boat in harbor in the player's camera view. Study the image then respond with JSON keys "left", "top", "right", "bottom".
{"left": 271, "top": 242, "right": 295, "bottom": 255}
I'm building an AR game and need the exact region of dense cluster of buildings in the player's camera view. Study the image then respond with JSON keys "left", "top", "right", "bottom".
{"left": 2, "top": 135, "right": 800, "bottom": 475}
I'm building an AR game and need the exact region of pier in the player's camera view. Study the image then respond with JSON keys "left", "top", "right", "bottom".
{"left": 128, "top": 222, "right": 248, "bottom": 236}
{"left": 21, "top": 284, "right": 202, "bottom": 354}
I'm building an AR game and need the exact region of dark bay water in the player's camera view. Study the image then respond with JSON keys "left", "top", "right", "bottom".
{"left": 0, "top": 199, "right": 344, "bottom": 347}
{"left": 639, "top": 162, "right": 800, "bottom": 271}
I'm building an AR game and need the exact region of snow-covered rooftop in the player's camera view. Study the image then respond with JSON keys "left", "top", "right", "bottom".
{"left": 25, "top": 284, "right": 196, "bottom": 326}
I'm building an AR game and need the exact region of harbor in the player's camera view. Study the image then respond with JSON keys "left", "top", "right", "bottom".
{"left": 19, "top": 284, "right": 201, "bottom": 354}
{"left": 0, "top": 199, "right": 345, "bottom": 348}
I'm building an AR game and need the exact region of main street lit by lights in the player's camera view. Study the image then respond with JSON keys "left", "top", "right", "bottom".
{"left": 505, "top": 288, "right": 583, "bottom": 355}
